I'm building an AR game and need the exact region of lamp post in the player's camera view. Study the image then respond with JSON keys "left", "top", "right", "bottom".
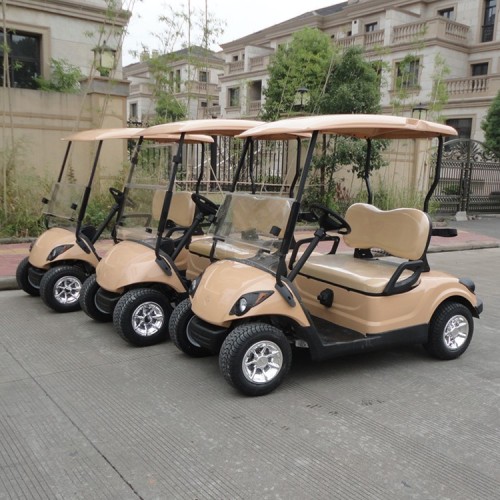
{"left": 412, "top": 102, "right": 428, "bottom": 120}
{"left": 92, "top": 41, "right": 117, "bottom": 77}
{"left": 294, "top": 86, "right": 310, "bottom": 112}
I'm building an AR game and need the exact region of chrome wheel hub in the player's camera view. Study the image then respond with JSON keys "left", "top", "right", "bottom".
{"left": 54, "top": 276, "right": 82, "bottom": 305}
{"left": 242, "top": 340, "right": 283, "bottom": 384}
{"left": 132, "top": 302, "right": 164, "bottom": 337}
{"left": 443, "top": 314, "right": 469, "bottom": 350}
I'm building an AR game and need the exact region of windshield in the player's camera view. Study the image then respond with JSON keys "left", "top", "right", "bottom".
{"left": 207, "top": 192, "right": 293, "bottom": 269}
{"left": 42, "top": 181, "right": 87, "bottom": 227}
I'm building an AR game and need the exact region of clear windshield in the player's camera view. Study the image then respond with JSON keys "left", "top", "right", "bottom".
{"left": 42, "top": 181, "right": 87, "bottom": 228}
{"left": 207, "top": 192, "right": 293, "bottom": 269}
{"left": 114, "top": 183, "right": 167, "bottom": 245}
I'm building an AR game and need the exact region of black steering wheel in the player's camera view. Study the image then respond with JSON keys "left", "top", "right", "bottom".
{"left": 192, "top": 193, "right": 218, "bottom": 216}
{"left": 310, "top": 203, "right": 351, "bottom": 235}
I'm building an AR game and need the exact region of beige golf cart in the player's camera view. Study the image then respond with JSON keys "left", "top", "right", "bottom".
{"left": 170, "top": 114, "right": 483, "bottom": 396}
{"left": 16, "top": 128, "right": 145, "bottom": 312}
{"left": 81, "top": 119, "right": 264, "bottom": 347}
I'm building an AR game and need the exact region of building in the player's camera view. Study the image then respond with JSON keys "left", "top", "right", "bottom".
{"left": 124, "top": 46, "right": 224, "bottom": 123}
{"left": 0, "top": 0, "right": 130, "bottom": 183}
{"left": 218, "top": 0, "right": 500, "bottom": 142}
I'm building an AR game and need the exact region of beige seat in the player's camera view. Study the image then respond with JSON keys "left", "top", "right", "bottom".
{"left": 300, "top": 203, "right": 431, "bottom": 295}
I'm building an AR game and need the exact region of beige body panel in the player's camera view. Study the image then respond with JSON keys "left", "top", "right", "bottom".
{"left": 96, "top": 240, "right": 185, "bottom": 294}
{"left": 191, "top": 260, "right": 309, "bottom": 328}
{"left": 294, "top": 270, "right": 479, "bottom": 335}
{"left": 28, "top": 227, "right": 99, "bottom": 269}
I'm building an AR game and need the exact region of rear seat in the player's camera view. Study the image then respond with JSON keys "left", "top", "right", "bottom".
{"left": 299, "top": 203, "right": 431, "bottom": 295}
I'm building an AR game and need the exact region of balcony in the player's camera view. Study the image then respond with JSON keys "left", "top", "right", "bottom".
{"left": 444, "top": 75, "right": 500, "bottom": 101}
{"left": 228, "top": 60, "right": 244, "bottom": 74}
{"left": 249, "top": 55, "right": 271, "bottom": 71}
{"left": 198, "top": 105, "right": 221, "bottom": 119}
{"left": 392, "top": 17, "right": 469, "bottom": 46}
{"left": 129, "top": 82, "right": 152, "bottom": 96}
{"left": 336, "top": 29, "right": 384, "bottom": 50}
{"left": 185, "top": 81, "right": 219, "bottom": 95}
{"left": 246, "top": 100, "right": 262, "bottom": 116}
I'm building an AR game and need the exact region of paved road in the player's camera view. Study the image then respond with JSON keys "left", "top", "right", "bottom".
{"left": 0, "top": 248, "right": 499, "bottom": 499}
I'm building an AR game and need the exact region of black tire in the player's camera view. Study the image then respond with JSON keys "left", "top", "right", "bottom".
{"left": 16, "top": 256, "right": 40, "bottom": 296}
{"left": 113, "top": 288, "right": 172, "bottom": 347}
{"left": 424, "top": 301, "right": 473, "bottom": 360}
{"left": 169, "top": 298, "right": 211, "bottom": 357}
{"left": 219, "top": 323, "right": 292, "bottom": 397}
{"left": 80, "top": 274, "right": 112, "bottom": 322}
{"left": 39, "top": 265, "right": 87, "bottom": 313}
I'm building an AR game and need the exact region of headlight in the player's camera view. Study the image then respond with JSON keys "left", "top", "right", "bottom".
{"left": 189, "top": 274, "right": 203, "bottom": 297}
{"left": 230, "top": 291, "right": 274, "bottom": 317}
{"left": 47, "top": 244, "right": 74, "bottom": 261}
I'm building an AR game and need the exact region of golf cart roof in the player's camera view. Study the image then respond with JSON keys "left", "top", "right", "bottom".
{"left": 239, "top": 114, "right": 458, "bottom": 140}
{"left": 141, "top": 119, "right": 265, "bottom": 137}
{"left": 141, "top": 133, "right": 214, "bottom": 144}
{"left": 62, "top": 128, "right": 146, "bottom": 141}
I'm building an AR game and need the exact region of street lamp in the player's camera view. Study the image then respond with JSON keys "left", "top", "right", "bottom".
{"left": 412, "top": 102, "right": 428, "bottom": 119}
{"left": 294, "top": 86, "right": 310, "bottom": 111}
{"left": 92, "top": 41, "right": 117, "bottom": 77}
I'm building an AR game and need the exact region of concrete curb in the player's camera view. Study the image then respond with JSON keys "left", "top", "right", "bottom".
{"left": 0, "top": 277, "right": 18, "bottom": 291}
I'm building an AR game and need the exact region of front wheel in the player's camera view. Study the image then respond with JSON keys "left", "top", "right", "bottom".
{"left": 113, "top": 288, "right": 172, "bottom": 347}
{"left": 169, "top": 298, "right": 211, "bottom": 357}
{"left": 79, "top": 274, "right": 112, "bottom": 322}
{"left": 16, "top": 256, "right": 40, "bottom": 296}
{"left": 424, "top": 302, "right": 473, "bottom": 360}
{"left": 39, "top": 265, "right": 87, "bottom": 312}
{"left": 219, "top": 323, "right": 292, "bottom": 397}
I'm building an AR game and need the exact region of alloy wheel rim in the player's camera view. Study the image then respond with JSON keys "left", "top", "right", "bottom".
{"left": 132, "top": 301, "right": 164, "bottom": 336}
{"left": 242, "top": 340, "right": 283, "bottom": 384}
{"left": 54, "top": 276, "right": 82, "bottom": 305}
{"left": 443, "top": 314, "right": 469, "bottom": 350}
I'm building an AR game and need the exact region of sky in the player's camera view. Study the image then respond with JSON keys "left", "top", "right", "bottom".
{"left": 122, "top": 0, "right": 345, "bottom": 65}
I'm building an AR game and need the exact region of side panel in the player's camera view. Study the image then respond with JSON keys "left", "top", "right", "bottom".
{"left": 294, "top": 270, "right": 479, "bottom": 335}
{"left": 96, "top": 241, "right": 185, "bottom": 294}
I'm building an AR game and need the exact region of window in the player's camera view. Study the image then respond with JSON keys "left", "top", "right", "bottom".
{"left": 396, "top": 57, "right": 420, "bottom": 89}
{"left": 0, "top": 29, "right": 41, "bottom": 89}
{"left": 232, "top": 55, "right": 239, "bottom": 61}
{"left": 446, "top": 118, "right": 472, "bottom": 139}
{"left": 471, "top": 62, "right": 488, "bottom": 76}
{"left": 129, "top": 102, "right": 138, "bottom": 119}
{"left": 482, "top": 0, "right": 496, "bottom": 42}
{"left": 175, "top": 69, "right": 181, "bottom": 92}
{"left": 200, "top": 101, "right": 207, "bottom": 108}
{"left": 199, "top": 70, "right": 208, "bottom": 83}
{"left": 365, "top": 22, "right": 378, "bottom": 32}
{"left": 438, "top": 7, "right": 455, "bottom": 19}
{"left": 228, "top": 87, "right": 240, "bottom": 107}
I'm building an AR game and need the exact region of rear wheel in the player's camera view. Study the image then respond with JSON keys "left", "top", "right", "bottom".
{"left": 16, "top": 256, "right": 40, "bottom": 296}
{"left": 219, "top": 323, "right": 292, "bottom": 397}
{"left": 113, "top": 288, "right": 172, "bottom": 346}
{"left": 80, "top": 274, "right": 112, "bottom": 322}
{"left": 169, "top": 298, "right": 211, "bottom": 357}
{"left": 39, "top": 265, "right": 87, "bottom": 312}
{"left": 424, "top": 302, "right": 473, "bottom": 360}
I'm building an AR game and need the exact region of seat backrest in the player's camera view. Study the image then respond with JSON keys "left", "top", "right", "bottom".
{"left": 343, "top": 203, "right": 431, "bottom": 260}
{"left": 152, "top": 190, "right": 196, "bottom": 227}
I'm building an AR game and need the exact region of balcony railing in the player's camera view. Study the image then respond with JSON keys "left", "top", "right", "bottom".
{"left": 249, "top": 55, "right": 270, "bottom": 70}
{"left": 335, "top": 29, "right": 384, "bottom": 50}
{"left": 246, "top": 100, "right": 262, "bottom": 116}
{"left": 392, "top": 17, "right": 469, "bottom": 45}
{"left": 446, "top": 76, "right": 489, "bottom": 96}
{"left": 228, "top": 60, "right": 244, "bottom": 74}
{"left": 185, "top": 81, "right": 219, "bottom": 94}
{"left": 129, "top": 82, "right": 152, "bottom": 95}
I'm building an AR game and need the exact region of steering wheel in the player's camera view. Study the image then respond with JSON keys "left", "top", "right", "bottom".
{"left": 109, "top": 187, "right": 136, "bottom": 208}
{"left": 192, "top": 193, "right": 218, "bottom": 216}
{"left": 310, "top": 203, "right": 351, "bottom": 235}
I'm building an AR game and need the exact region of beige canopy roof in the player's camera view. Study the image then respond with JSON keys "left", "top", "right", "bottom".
{"left": 62, "top": 128, "right": 146, "bottom": 141}
{"left": 141, "top": 119, "right": 264, "bottom": 137}
{"left": 62, "top": 128, "right": 213, "bottom": 144}
{"left": 238, "top": 114, "right": 458, "bottom": 140}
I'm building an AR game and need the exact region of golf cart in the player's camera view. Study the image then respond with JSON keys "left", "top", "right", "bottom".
{"left": 81, "top": 119, "right": 263, "bottom": 347}
{"left": 16, "top": 128, "right": 145, "bottom": 312}
{"left": 170, "top": 114, "right": 483, "bottom": 396}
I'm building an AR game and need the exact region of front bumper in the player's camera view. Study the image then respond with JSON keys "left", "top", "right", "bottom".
{"left": 28, "top": 266, "right": 46, "bottom": 288}
{"left": 188, "top": 316, "right": 228, "bottom": 354}
{"left": 475, "top": 297, "right": 483, "bottom": 317}
{"left": 95, "top": 288, "right": 122, "bottom": 315}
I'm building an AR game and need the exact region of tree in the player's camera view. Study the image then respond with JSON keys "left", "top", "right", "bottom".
{"left": 319, "top": 45, "right": 381, "bottom": 114}
{"left": 481, "top": 90, "right": 500, "bottom": 154}
{"left": 262, "top": 28, "right": 335, "bottom": 120}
